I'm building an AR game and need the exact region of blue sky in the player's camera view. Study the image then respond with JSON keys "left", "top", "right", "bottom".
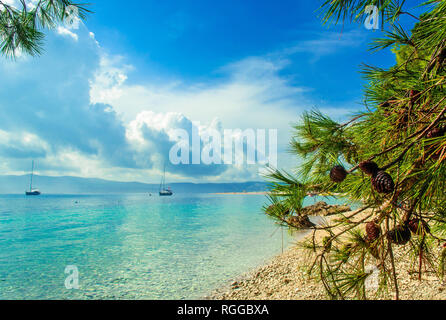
{"left": 0, "top": 0, "right": 423, "bottom": 183}
{"left": 85, "top": 0, "right": 406, "bottom": 100}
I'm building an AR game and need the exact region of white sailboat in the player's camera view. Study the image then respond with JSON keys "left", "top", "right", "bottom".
{"left": 159, "top": 165, "right": 173, "bottom": 196}
{"left": 26, "top": 160, "right": 41, "bottom": 196}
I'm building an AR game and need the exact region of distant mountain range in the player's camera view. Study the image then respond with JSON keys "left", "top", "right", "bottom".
{"left": 0, "top": 175, "right": 269, "bottom": 194}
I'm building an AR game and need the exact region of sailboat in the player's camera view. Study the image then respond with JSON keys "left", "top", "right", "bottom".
{"left": 159, "top": 165, "right": 173, "bottom": 196}
{"left": 26, "top": 160, "right": 41, "bottom": 196}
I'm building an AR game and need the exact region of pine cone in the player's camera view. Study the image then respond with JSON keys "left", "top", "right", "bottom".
{"left": 359, "top": 161, "right": 379, "bottom": 176}
{"left": 426, "top": 127, "right": 445, "bottom": 139}
{"left": 371, "top": 171, "right": 395, "bottom": 194}
{"left": 330, "top": 165, "right": 348, "bottom": 183}
{"left": 366, "top": 221, "right": 381, "bottom": 242}
{"left": 408, "top": 219, "right": 430, "bottom": 235}
{"left": 387, "top": 225, "right": 411, "bottom": 245}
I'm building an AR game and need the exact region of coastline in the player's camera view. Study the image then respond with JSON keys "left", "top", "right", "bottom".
{"left": 212, "top": 192, "right": 340, "bottom": 196}
{"left": 206, "top": 209, "right": 446, "bottom": 300}
{"left": 213, "top": 192, "right": 268, "bottom": 195}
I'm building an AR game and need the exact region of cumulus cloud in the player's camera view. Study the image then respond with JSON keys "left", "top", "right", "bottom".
{"left": 0, "top": 129, "right": 50, "bottom": 159}
{"left": 127, "top": 111, "right": 231, "bottom": 177}
{"left": 0, "top": 19, "right": 358, "bottom": 183}
{"left": 56, "top": 26, "right": 79, "bottom": 41}
{"left": 89, "top": 55, "right": 305, "bottom": 131}
{"left": 0, "top": 26, "right": 271, "bottom": 181}
{"left": 0, "top": 26, "right": 132, "bottom": 174}
{"left": 90, "top": 54, "right": 131, "bottom": 103}
{"left": 88, "top": 51, "right": 304, "bottom": 176}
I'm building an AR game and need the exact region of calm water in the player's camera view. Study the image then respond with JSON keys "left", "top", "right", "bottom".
{"left": 0, "top": 193, "right": 344, "bottom": 300}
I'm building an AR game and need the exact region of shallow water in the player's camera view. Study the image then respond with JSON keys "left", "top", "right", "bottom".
{"left": 0, "top": 193, "right": 348, "bottom": 299}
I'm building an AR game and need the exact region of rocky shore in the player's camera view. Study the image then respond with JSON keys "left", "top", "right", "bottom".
{"left": 270, "top": 201, "right": 352, "bottom": 229}
{"left": 207, "top": 207, "right": 446, "bottom": 300}
{"left": 299, "top": 201, "right": 351, "bottom": 216}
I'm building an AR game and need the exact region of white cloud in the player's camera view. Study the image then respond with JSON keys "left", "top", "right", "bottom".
{"left": 89, "top": 56, "right": 305, "bottom": 131}
{"left": 56, "top": 26, "right": 79, "bottom": 41}
{"left": 0, "top": 129, "right": 50, "bottom": 159}
{"left": 90, "top": 54, "right": 131, "bottom": 103}
{"left": 1, "top": 0, "right": 38, "bottom": 8}
{"left": 283, "top": 30, "right": 365, "bottom": 62}
{"left": 0, "top": 21, "right": 360, "bottom": 183}
{"left": 87, "top": 54, "right": 310, "bottom": 178}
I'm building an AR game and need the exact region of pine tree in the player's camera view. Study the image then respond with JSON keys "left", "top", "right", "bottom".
{"left": 264, "top": 0, "right": 446, "bottom": 300}
{"left": 0, "top": 0, "right": 91, "bottom": 58}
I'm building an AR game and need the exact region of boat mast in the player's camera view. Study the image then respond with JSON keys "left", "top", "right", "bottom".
{"left": 160, "top": 164, "right": 165, "bottom": 191}
{"left": 29, "top": 160, "right": 34, "bottom": 192}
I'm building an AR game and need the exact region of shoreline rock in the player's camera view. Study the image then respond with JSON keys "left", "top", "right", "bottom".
{"left": 267, "top": 202, "right": 351, "bottom": 229}
{"left": 300, "top": 201, "right": 351, "bottom": 216}
{"left": 286, "top": 215, "right": 315, "bottom": 228}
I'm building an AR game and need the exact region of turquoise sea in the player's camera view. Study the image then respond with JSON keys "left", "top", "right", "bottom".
{"left": 0, "top": 193, "right": 344, "bottom": 300}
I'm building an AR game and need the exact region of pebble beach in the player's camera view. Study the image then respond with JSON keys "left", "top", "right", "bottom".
{"left": 208, "top": 209, "right": 446, "bottom": 300}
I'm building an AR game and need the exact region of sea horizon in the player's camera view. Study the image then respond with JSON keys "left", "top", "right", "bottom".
{"left": 0, "top": 175, "right": 269, "bottom": 195}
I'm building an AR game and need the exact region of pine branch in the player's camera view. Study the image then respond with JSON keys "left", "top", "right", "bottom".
{"left": 0, "top": 0, "right": 92, "bottom": 58}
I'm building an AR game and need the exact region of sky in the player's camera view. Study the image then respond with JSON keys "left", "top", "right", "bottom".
{"left": 0, "top": 0, "right": 424, "bottom": 183}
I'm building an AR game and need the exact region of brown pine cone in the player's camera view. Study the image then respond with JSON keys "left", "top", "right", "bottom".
{"left": 359, "top": 161, "right": 379, "bottom": 176}
{"left": 408, "top": 219, "right": 430, "bottom": 235}
{"left": 371, "top": 171, "right": 395, "bottom": 194}
{"left": 426, "top": 127, "right": 445, "bottom": 139}
{"left": 330, "top": 165, "right": 348, "bottom": 183}
{"left": 366, "top": 221, "right": 381, "bottom": 242}
{"left": 387, "top": 225, "right": 411, "bottom": 245}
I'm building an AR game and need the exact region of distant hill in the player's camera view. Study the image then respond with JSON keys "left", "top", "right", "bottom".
{"left": 0, "top": 175, "right": 268, "bottom": 194}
